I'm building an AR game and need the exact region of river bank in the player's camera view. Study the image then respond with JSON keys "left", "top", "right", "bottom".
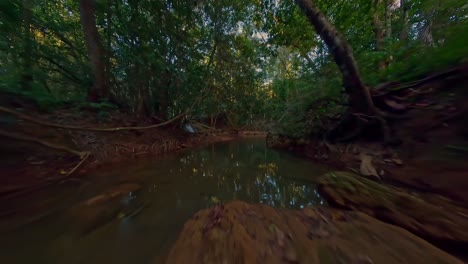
{"left": 263, "top": 68, "right": 468, "bottom": 260}
{"left": 0, "top": 95, "right": 265, "bottom": 200}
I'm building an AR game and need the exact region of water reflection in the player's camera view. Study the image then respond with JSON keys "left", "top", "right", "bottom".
{"left": 149, "top": 138, "right": 328, "bottom": 209}
{"left": 0, "top": 138, "right": 329, "bottom": 264}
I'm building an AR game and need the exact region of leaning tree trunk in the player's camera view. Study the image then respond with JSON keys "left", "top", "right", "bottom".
{"left": 296, "top": 0, "right": 376, "bottom": 116}
{"left": 296, "top": 0, "right": 392, "bottom": 143}
{"left": 79, "top": 0, "right": 110, "bottom": 102}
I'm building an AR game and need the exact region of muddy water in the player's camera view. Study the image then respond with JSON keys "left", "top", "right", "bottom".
{"left": 0, "top": 138, "right": 329, "bottom": 264}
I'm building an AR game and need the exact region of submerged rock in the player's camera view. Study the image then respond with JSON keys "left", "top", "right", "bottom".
{"left": 67, "top": 183, "right": 142, "bottom": 234}
{"left": 165, "top": 201, "right": 462, "bottom": 264}
{"left": 318, "top": 171, "right": 468, "bottom": 249}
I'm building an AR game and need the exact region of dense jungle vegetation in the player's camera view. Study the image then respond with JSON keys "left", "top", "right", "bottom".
{"left": 1, "top": 0, "right": 466, "bottom": 136}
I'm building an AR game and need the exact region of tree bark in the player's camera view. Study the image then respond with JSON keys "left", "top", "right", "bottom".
{"left": 421, "top": 17, "right": 435, "bottom": 46}
{"left": 384, "top": 0, "right": 392, "bottom": 38}
{"left": 79, "top": 0, "right": 110, "bottom": 101}
{"left": 106, "top": 0, "right": 112, "bottom": 87}
{"left": 400, "top": 0, "right": 409, "bottom": 40}
{"left": 373, "top": 0, "right": 386, "bottom": 70}
{"left": 159, "top": 71, "right": 170, "bottom": 120}
{"left": 296, "top": 0, "right": 376, "bottom": 116}
{"left": 20, "top": 0, "right": 33, "bottom": 90}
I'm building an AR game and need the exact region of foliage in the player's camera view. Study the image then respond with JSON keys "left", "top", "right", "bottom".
{"left": 0, "top": 0, "right": 467, "bottom": 132}
{"left": 259, "top": 0, "right": 467, "bottom": 136}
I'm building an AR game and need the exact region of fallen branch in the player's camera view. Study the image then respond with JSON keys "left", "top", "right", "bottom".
{"left": 0, "top": 129, "right": 87, "bottom": 158}
{"left": 0, "top": 106, "right": 185, "bottom": 132}
{"left": 66, "top": 152, "right": 90, "bottom": 176}
{"left": 190, "top": 121, "right": 217, "bottom": 130}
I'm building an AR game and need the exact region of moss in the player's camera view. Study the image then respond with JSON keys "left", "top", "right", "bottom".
{"left": 323, "top": 171, "right": 389, "bottom": 198}
{"left": 318, "top": 171, "right": 468, "bottom": 248}
{"left": 317, "top": 245, "right": 336, "bottom": 264}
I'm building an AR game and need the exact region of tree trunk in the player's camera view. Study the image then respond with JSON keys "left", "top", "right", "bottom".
{"left": 384, "top": 0, "right": 392, "bottom": 38}
{"left": 159, "top": 87, "right": 169, "bottom": 121}
{"left": 296, "top": 0, "right": 376, "bottom": 116}
{"left": 421, "top": 17, "right": 435, "bottom": 46}
{"left": 297, "top": 0, "right": 394, "bottom": 143}
{"left": 373, "top": 0, "right": 386, "bottom": 70}
{"left": 79, "top": 0, "right": 110, "bottom": 101}
{"left": 299, "top": 50, "right": 318, "bottom": 72}
{"left": 400, "top": 0, "right": 409, "bottom": 40}
{"left": 106, "top": 0, "right": 112, "bottom": 88}
{"left": 384, "top": 0, "right": 393, "bottom": 65}
{"left": 20, "top": 0, "right": 33, "bottom": 90}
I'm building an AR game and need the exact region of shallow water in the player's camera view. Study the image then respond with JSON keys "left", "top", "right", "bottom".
{"left": 0, "top": 138, "right": 329, "bottom": 264}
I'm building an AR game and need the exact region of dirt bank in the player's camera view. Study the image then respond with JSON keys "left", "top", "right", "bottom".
{"left": 268, "top": 65, "right": 468, "bottom": 202}
{"left": 165, "top": 200, "right": 463, "bottom": 264}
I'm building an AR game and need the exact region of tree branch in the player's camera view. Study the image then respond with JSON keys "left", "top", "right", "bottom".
{"left": 0, "top": 129, "right": 86, "bottom": 157}
{"left": 0, "top": 106, "right": 186, "bottom": 132}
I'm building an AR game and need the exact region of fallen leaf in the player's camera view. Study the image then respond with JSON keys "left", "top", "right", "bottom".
{"left": 360, "top": 153, "right": 379, "bottom": 178}
{"left": 211, "top": 196, "right": 220, "bottom": 203}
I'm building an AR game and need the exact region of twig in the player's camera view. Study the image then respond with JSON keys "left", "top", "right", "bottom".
{"left": 66, "top": 152, "right": 90, "bottom": 176}
{"left": 315, "top": 209, "right": 329, "bottom": 223}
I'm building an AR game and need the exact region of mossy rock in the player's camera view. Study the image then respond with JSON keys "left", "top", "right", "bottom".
{"left": 318, "top": 171, "right": 468, "bottom": 249}
{"left": 165, "top": 201, "right": 462, "bottom": 264}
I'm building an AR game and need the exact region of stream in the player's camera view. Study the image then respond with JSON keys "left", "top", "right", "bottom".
{"left": 0, "top": 138, "right": 329, "bottom": 264}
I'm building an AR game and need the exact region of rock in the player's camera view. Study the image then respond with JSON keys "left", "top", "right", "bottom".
{"left": 318, "top": 172, "right": 468, "bottom": 249}
{"left": 81, "top": 183, "right": 141, "bottom": 206}
{"left": 165, "top": 201, "right": 462, "bottom": 264}
{"left": 67, "top": 183, "right": 142, "bottom": 234}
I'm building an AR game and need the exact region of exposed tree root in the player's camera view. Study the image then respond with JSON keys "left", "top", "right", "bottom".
{"left": 325, "top": 65, "right": 468, "bottom": 144}
{"left": 0, "top": 106, "right": 185, "bottom": 132}
{"left": 326, "top": 109, "right": 394, "bottom": 145}
{"left": 0, "top": 129, "right": 87, "bottom": 158}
